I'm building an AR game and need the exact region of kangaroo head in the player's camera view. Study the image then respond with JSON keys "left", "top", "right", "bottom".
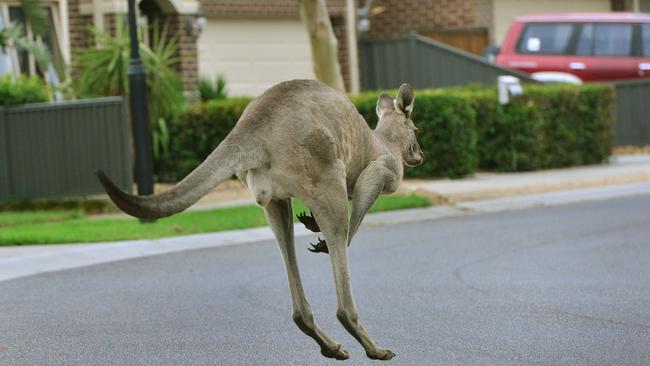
{"left": 375, "top": 83, "right": 423, "bottom": 167}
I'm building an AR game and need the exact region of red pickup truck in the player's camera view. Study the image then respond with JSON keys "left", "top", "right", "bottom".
{"left": 495, "top": 13, "right": 650, "bottom": 82}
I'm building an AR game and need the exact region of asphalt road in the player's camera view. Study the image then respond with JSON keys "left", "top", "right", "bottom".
{"left": 1, "top": 195, "right": 649, "bottom": 365}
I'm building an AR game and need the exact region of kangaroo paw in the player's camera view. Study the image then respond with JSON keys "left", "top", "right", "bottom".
{"left": 297, "top": 211, "right": 321, "bottom": 232}
{"left": 308, "top": 237, "right": 329, "bottom": 254}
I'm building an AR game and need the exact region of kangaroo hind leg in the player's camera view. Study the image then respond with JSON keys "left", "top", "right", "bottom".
{"left": 303, "top": 171, "right": 395, "bottom": 361}
{"left": 264, "top": 199, "right": 349, "bottom": 360}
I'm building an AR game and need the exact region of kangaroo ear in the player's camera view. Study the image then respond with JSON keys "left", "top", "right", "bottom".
{"left": 395, "top": 83, "right": 415, "bottom": 118}
{"left": 376, "top": 93, "right": 394, "bottom": 118}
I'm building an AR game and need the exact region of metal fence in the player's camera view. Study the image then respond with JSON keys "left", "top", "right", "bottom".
{"left": 359, "top": 32, "right": 535, "bottom": 90}
{"left": 0, "top": 97, "right": 132, "bottom": 199}
{"left": 613, "top": 79, "right": 650, "bottom": 146}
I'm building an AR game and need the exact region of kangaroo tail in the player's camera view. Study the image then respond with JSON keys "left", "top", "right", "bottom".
{"left": 97, "top": 140, "right": 264, "bottom": 220}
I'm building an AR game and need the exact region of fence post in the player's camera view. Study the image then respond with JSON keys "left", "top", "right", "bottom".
{"left": 408, "top": 31, "right": 418, "bottom": 88}
{"left": 0, "top": 108, "right": 10, "bottom": 197}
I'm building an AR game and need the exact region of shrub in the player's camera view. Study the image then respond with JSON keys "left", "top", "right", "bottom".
{"left": 454, "top": 88, "right": 544, "bottom": 171}
{"left": 0, "top": 75, "right": 48, "bottom": 106}
{"left": 453, "top": 83, "right": 614, "bottom": 171}
{"left": 525, "top": 84, "right": 614, "bottom": 168}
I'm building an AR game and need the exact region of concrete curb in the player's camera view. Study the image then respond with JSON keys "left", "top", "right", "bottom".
{"left": 2, "top": 181, "right": 650, "bottom": 283}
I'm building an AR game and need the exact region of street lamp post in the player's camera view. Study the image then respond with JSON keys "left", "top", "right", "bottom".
{"left": 127, "top": 0, "right": 154, "bottom": 197}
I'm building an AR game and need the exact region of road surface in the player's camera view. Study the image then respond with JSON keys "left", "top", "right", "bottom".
{"left": 1, "top": 194, "right": 649, "bottom": 365}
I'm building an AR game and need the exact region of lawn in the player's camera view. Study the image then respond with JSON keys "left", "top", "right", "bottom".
{"left": 0, "top": 194, "right": 430, "bottom": 246}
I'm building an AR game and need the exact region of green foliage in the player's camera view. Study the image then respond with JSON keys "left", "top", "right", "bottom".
{"left": 454, "top": 84, "right": 614, "bottom": 171}
{"left": 525, "top": 84, "right": 614, "bottom": 168}
{"left": 153, "top": 117, "right": 171, "bottom": 161}
{"left": 17, "top": 0, "right": 47, "bottom": 37}
{"left": 154, "top": 84, "right": 614, "bottom": 181}
{"left": 454, "top": 88, "right": 544, "bottom": 171}
{"left": 0, "top": 75, "right": 48, "bottom": 106}
{"left": 199, "top": 75, "right": 227, "bottom": 102}
{"left": 74, "top": 18, "right": 184, "bottom": 125}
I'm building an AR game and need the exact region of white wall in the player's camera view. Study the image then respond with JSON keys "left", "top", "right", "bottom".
{"left": 493, "top": 0, "right": 611, "bottom": 45}
{"left": 198, "top": 18, "right": 315, "bottom": 97}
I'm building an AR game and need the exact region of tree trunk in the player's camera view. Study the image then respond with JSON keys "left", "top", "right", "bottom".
{"left": 299, "top": 0, "right": 346, "bottom": 92}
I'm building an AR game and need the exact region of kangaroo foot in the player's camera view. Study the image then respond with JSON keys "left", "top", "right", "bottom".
{"left": 308, "top": 237, "right": 329, "bottom": 254}
{"left": 297, "top": 211, "right": 320, "bottom": 232}
{"left": 321, "top": 343, "right": 349, "bottom": 360}
{"left": 366, "top": 348, "right": 395, "bottom": 361}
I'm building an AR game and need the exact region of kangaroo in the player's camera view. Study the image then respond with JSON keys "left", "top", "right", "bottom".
{"left": 97, "top": 79, "right": 423, "bottom": 361}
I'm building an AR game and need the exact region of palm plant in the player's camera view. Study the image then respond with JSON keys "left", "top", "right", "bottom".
{"left": 74, "top": 17, "right": 185, "bottom": 126}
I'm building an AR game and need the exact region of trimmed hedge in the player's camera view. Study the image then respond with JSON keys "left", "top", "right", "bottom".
{"left": 455, "top": 84, "right": 614, "bottom": 171}
{"left": 155, "top": 83, "right": 614, "bottom": 182}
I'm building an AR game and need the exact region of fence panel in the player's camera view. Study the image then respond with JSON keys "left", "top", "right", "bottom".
{"left": 614, "top": 79, "right": 650, "bottom": 146}
{"left": 0, "top": 97, "right": 132, "bottom": 199}
{"left": 360, "top": 32, "right": 535, "bottom": 90}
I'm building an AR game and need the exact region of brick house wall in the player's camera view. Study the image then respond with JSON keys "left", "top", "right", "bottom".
{"left": 67, "top": 0, "right": 94, "bottom": 60}
{"left": 362, "top": 0, "right": 490, "bottom": 38}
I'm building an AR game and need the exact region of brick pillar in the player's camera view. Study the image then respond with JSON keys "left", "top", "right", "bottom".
{"left": 153, "top": 14, "right": 199, "bottom": 95}
{"left": 67, "top": 0, "right": 94, "bottom": 66}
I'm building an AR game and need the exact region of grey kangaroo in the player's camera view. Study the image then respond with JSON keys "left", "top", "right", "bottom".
{"left": 97, "top": 79, "right": 423, "bottom": 360}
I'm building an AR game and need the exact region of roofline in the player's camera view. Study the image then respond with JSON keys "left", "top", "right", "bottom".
{"left": 515, "top": 12, "right": 650, "bottom": 23}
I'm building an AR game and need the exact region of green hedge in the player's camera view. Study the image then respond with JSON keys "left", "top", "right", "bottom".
{"left": 456, "top": 84, "right": 614, "bottom": 171}
{"left": 0, "top": 75, "right": 49, "bottom": 106}
{"left": 155, "top": 83, "right": 614, "bottom": 182}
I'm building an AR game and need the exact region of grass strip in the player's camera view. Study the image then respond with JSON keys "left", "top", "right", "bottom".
{"left": 0, "top": 194, "right": 430, "bottom": 246}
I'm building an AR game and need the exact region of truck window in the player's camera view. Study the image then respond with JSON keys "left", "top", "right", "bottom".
{"left": 517, "top": 23, "right": 574, "bottom": 55}
{"left": 576, "top": 24, "right": 594, "bottom": 55}
{"left": 593, "top": 24, "right": 632, "bottom": 56}
{"left": 643, "top": 24, "right": 650, "bottom": 57}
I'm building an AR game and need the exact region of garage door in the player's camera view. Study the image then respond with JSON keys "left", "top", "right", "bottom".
{"left": 198, "top": 18, "right": 315, "bottom": 97}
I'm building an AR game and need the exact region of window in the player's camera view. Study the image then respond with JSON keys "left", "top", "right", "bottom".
{"left": 517, "top": 23, "right": 574, "bottom": 55}
{"left": 593, "top": 24, "right": 632, "bottom": 56}
{"left": 0, "top": 10, "right": 14, "bottom": 76}
{"left": 0, "top": 3, "right": 65, "bottom": 84}
{"left": 575, "top": 24, "right": 594, "bottom": 56}
{"left": 642, "top": 24, "right": 650, "bottom": 57}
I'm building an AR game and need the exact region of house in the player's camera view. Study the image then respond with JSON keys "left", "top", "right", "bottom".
{"left": 197, "top": 0, "right": 647, "bottom": 96}
{"left": 0, "top": 0, "right": 646, "bottom": 96}
{"left": 361, "top": 0, "right": 649, "bottom": 56}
